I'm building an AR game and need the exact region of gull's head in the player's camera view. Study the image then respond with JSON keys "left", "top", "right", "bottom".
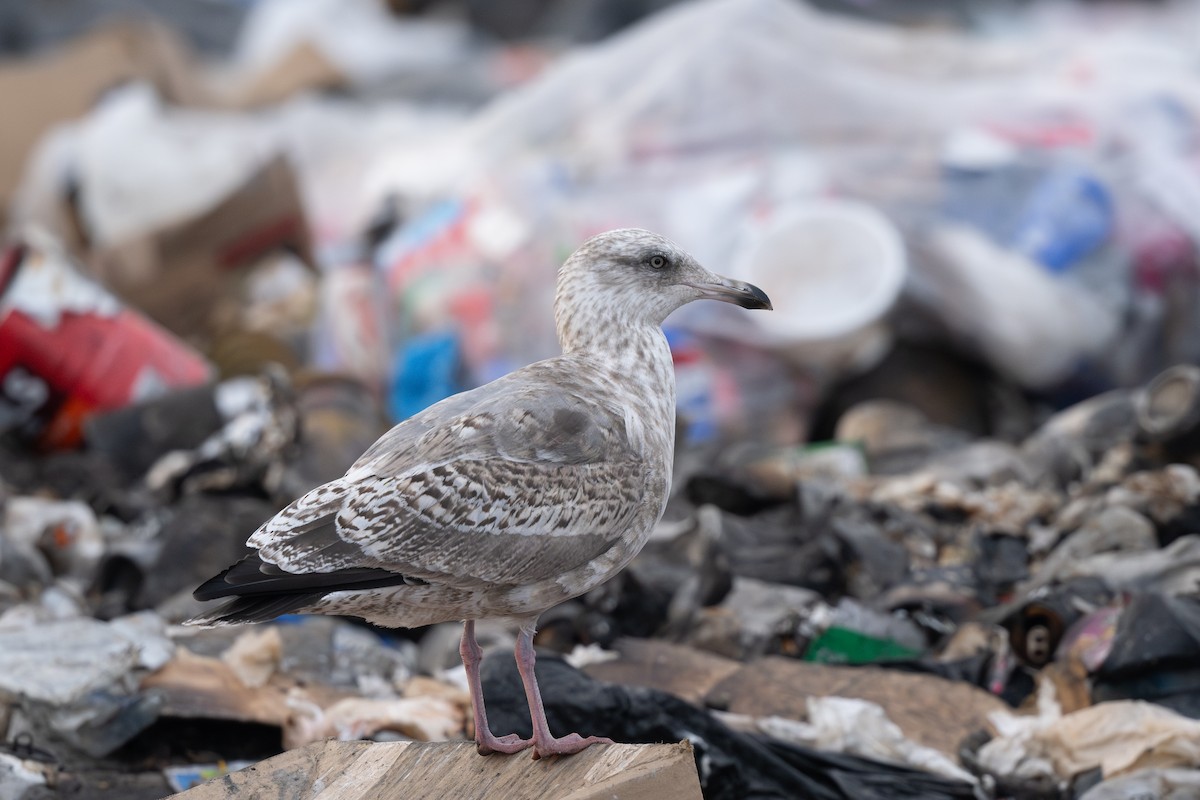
{"left": 555, "top": 229, "right": 771, "bottom": 346}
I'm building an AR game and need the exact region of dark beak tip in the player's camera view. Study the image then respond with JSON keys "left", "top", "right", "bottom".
{"left": 742, "top": 283, "right": 772, "bottom": 311}
{"left": 692, "top": 278, "right": 772, "bottom": 310}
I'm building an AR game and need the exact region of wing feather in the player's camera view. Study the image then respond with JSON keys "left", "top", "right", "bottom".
{"left": 239, "top": 368, "right": 646, "bottom": 589}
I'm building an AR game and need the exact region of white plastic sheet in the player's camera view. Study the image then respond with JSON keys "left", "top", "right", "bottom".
{"left": 756, "top": 696, "right": 978, "bottom": 785}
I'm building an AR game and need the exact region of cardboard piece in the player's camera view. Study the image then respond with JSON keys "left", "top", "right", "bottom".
{"left": 139, "top": 648, "right": 346, "bottom": 727}
{"left": 141, "top": 649, "right": 291, "bottom": 726}
{"left": 0, "top": 21, "right": 200, "bottom": 216}
{"left": 583, "top": 641, "right": 1007, "bottom": 760}
{"left": 209, "top": 40, "right": 346, "bottom": 110}
{"left": 706, "top": 656, "right": 1010, "bottom": 759}
{"left": 86, "top": 154, "right": 316, "bottom": 343}
{"left": 582, "top": 637, "right": 743, "bottom": 705}
{"left": 0, "top": 21, "right": 347, "bottom": 232}
{"left": 172, "top": 740, "right": 703, "bottom": 800}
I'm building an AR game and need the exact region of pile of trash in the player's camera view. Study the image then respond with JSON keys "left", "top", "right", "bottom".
{"left": 3, "top": 0, "right": 1200, "bottom": 798}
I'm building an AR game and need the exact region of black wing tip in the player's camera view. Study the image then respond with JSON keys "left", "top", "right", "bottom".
{"left": 192, "top": 572, "right": 232, "bottom": 602}
{"left": 193, "top": 552, "right": 413, "bottom": 604}
{"left": 192, "top": 555, "right": 257, "bottom": 602}
{"left": 186, "top": 592, "right": 322, "bottom": 626}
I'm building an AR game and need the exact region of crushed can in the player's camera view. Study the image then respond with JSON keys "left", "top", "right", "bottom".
{"left": 0, "top": 238, "right": 214, "bottom": 449}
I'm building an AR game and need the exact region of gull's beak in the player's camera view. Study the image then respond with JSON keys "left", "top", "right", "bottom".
{"left": 687, "top": 276, "right": 773, "bottom": 311}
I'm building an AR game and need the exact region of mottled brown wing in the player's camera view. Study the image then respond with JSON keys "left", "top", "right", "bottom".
{"left": 249, "top": 371, "right": 647, "bottom": 588}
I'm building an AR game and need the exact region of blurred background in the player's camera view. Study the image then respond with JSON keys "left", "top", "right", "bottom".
{"left": 5, "top": 1, "right": 1200, "bottom": 798}
{"left": 5, "top": 0, "right": 1200, "bottom": 452}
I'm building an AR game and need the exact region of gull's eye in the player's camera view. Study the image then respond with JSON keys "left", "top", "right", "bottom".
{"left": 648, "top": 255, "right": 668, "bottom": 270}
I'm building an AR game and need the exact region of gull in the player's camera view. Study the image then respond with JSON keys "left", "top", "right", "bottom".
{"left": 189, "top": 229, "right": 771, "bottom": 758}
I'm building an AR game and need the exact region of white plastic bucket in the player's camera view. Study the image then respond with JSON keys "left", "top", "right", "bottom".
{"left": 728, "top": 199, "right": 907, "bottom": 373}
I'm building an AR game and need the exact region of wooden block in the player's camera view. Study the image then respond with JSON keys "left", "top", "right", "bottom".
{"left": 171, "top": 740, "right": 702, "bottom": 800}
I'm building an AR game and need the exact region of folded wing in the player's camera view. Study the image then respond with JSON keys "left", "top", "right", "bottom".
{"left": 192, "top": 371, "right": 645, "bottom": 622}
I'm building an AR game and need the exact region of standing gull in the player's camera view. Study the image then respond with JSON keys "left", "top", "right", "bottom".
{"left": 189, "top": 229, "right": 771, "bottom": 758}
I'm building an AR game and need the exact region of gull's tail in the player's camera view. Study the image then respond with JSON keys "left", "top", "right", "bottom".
{"left": 184, "top": 592, "right": 323, "bottom": 627}
{"left": 186, "top": 552, "right": 411, "bottom": 627}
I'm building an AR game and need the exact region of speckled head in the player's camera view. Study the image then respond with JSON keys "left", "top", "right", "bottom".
{"left": 554, "top": 228, "right": 771, "bottom": 352}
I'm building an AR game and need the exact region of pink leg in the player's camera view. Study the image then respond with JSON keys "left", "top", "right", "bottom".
{"left": 514, "top": 623, "right": 614, "bottom": 759}
{"left": 460, "top": 620, "right": 531, "bottom": 755}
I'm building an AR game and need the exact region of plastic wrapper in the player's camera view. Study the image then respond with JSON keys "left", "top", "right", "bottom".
{"left": 979, "top": 694, "right": 1200, "bottom": 783}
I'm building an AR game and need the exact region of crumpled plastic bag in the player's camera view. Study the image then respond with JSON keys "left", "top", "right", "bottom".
{"left": 232, "top": 0, "right": 473, "bottom": 87}
{"left": 1, "top": 496, "right": 105, "bottom": 592}
{"left": 754, "top": 696, "right": 978, "bottom": 785}
{"left": 979, "top": 689, "right": 1200, "bottom": 781}
{"left": 914, "top": 224, "right": 1121, "bottom": 389}
{"left": 84, "top": 88, "right": 275, "bottom": 245}
{"left": 1078, "top": 767, "right": 1200, "bottom": 800}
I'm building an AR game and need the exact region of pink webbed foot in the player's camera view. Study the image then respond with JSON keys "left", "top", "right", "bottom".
{"left": 464, "top": 618, "right": 617, "bottom": 759}
{"left": 513, "top": 622, "right": 616, "bottom": 759}
{"left": 476, "top": 730, "right": 533, "bottom": 756}
{"left": 461, "top": 620, "right": 533, "bottom": 756}
{"left": 530, "top": 732, "right": 614, "bottom": 760}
